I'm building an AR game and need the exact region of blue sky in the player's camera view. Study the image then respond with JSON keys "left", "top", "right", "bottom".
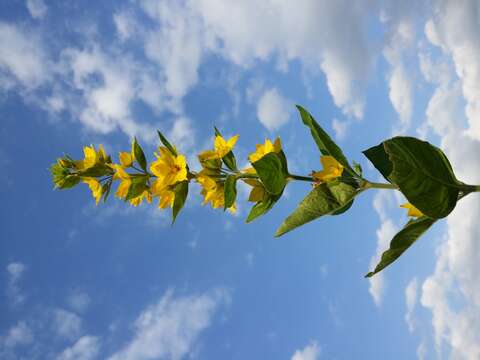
{"left": 2, "top": 1, "right": 480, "bottom": 359}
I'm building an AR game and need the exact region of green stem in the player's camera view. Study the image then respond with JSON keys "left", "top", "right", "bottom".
{"left": 364, "top": 181, "right": 398, "bottom": 190}
{"left": 288, "top": 174, "right": 314, "bottom": 182}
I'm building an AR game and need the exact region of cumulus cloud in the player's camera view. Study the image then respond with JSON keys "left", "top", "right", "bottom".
{"left": 192, "top": 0, "right": 371, "bottom": 118}
{"left": 6, "top": 262, "right": 26, "bottom": 306}
{"left": 108, "top": 288, "right": 230, "bottom": 360}
{"left": 256, "top": 88, "right": 291, "bottom": 131}
{"left": 57, "top": 336, "right": 100, "bottom": 360}
{"left": 0, "top": 22, "right": 49, "bottom": 90}
{"left": 416, "top": 4, "right": 480, "bottom": 356}
{"left": 291, "top": 341, "right": 321, "bottom": 360}
{"left": 26, "top": 0, "right": 48, "bottom": 19}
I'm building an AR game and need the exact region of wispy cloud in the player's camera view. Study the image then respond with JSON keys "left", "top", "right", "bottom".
{"left": 6, "top": 262, "right": 26, "bottom": 306}
{"left": 108, "top": 288, "right": 230, "bottom": 360}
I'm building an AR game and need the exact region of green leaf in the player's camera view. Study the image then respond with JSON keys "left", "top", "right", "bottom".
{"left": 352, "top": 161, "right": 363, "bottom": 177}
{"left": 102, "top": 179, "right": 112, "bottom": 203}
{"left": 125, "top": 177, "right": 147, "bottom": 201}
{"left": 384, "top": 136, "right": 460, "bottom": 218}
{"left": 362, "top": 143, "right": 393, "bottom": 182}
{"left": 296, "top": 105, "right": 354, "bottom": 174}
{"left": 277, "top": 150, "right": 289, "bottom": 174}
{"left": 172, "top": 180, "right": 189, "bottom": 223}
{"left": 365, "top": 216, "right": 436, "bottom": 277}
{"left": 224, "top": 175, "right": 237, "bottom": 209}
{"left": 78, "top": 163, "right": 112, "bottom": 177}
{"left": 157, "top": 130, "right": 177, "bottom": 156}
{"left": 252, "top": 153, "right": 287, "bottom": 195}
{"left": 133, "top": 138, "right": 147, "bottom": 172}
{"left": 58, "top": 175, "right": 81, "bottom": 189}
{"left": 246, "top": 193, "right": 281, "bottom": 223}
{"left": 275, "top": 181, "right": 356, "bottom": 237}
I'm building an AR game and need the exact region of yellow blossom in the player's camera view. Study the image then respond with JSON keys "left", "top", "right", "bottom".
{"left": 111, "top": 164, "right": 132, "bottom": 199}
{"left": 150, "top": 147, "right": 188, "bottom": 188}
{"left": 83, "top": 177, "right": 103, "bottom": 205}
{"left": 196, "top": 172, "right": 235, "bottom": 212}
{"left": 198, "top": 134, "right": 239, "bottom": 161}
{"left": 130, "top": 190, "right": 152, "bottom": 207}
{"left": 400, "top": 203, "right": 424, "bottom": 217}
{"left": 119, "top": 151, "right": 134, "bottom": 167}
{"left": 158, "top": 188, "right": 175, "bottom": 209}
{"left": 248, "top": 138, "right": 282, "bottom": 163}
{"left": 312, "top": 155, "right": 344, "bottom": 184}
{"left": 75, "top": 145, "right": 107, "bottom": 170}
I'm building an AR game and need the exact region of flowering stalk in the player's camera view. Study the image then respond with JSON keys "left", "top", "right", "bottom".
{"left": 51, "top": 105, "right": 480, "bottom": 277}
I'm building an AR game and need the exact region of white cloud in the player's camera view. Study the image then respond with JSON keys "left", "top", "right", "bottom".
{"left": 256, "top": 88, "right": 291, "bottom": 131}
{"left": 53, "top": 309, "right": 83, "bottom": 340}
{"left": 57, "top": 336, "right": 100, "bottom": 360}
{"left": 2, "top": 321, "right": 33, "bottom": 348}
{"left": 368, "top": 191, "right": 398, "bottom": 307}
{"left": 0, "top": 22, "right": 49, "bottom": 90}
{"left": 416, "top": 5, "right": 480, "bottom": 356}
{"left": 108, "top": 288, "right": 230, "bottom": 360}
{"left": 426, "top": 0, "right": 480, "bottom": 141}
{"left": 6, "top": 262, "right": 26, "bottom": 306}
{"left": 113, "top": 11, "right": 137, "bottom": 41}
{"left": 67, "top": 290, "right": 91, "bottom": 313}
{"left": 291, "top": 341, "right": 320, "bottom": 360}
{"left": 331, "top": 118, "right": 348, "bottom": 140}
{"left": 405, "top": 277, "right": 418, "bottom": 333}
{"left": 26, "top": 0, "right": 48, "bottom": 19}
{"left": 192, "top": 0, "right": 372, "bottom": 119}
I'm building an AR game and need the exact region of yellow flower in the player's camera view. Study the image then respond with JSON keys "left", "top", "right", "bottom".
{"left": 150, "top": 147, "right": 188, "bottom": 188}
{"left": 130, "top": 190, "right": 152, "bottom": 207}
{"left": 75, "top": 144, "right": 107, "bottom": 170}
{"left": 158, "top": 188, "right": 175, "bottom": 209}
{"left": 248, "top": 137, "right": 282, "bottom": 163}
{"left": 312, "top": 155, "right": 343, "bottom": 184}
{"left": 196, "top": 172, "right": 235, "bottom": 212}
{"left": 83, "top": 177, "right": 103, "bottom": 205}
{"left": 111, "top": 164, "right": 131, "bottom": 199}
{"left": 198, "top": 134, "right": 239, "bottom": 161}
{"left": 400, "top": 203, "right": 424, "bottom": 217}
{"left": 119, "top": 151, "right": 134, "bottom": 167}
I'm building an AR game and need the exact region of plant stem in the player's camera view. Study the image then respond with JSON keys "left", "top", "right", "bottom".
{"left": 288, "top": 174, "right": 314, "bottom": 182}
{"left": 364, "top": 181, "right": 398, "bottom": 190}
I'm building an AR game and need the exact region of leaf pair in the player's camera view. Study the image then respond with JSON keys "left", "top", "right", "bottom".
{"left": 275, "top": 106, "right": 358, "bottom": 236}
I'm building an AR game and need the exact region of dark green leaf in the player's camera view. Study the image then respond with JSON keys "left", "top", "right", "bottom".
{"left": 296, "top": 105, "right": 354, "bottom": 174}
{"left": 133, "top": 138, "right": 147, "bottom": 172}
{"left": 78, "top": 163, "right": 112, "bottom": 177}
{"left": 224, "top": 175, "right": 237, "bottom": 209}
{"left": 172, "top": 181, "right": 189, "bottom": 223}
{"left": 384, "top": 136, "right": 459, "bottom": 218}
{"left": 125, "top": 177, "right": 147, "bottom": 201}
{"left": 246, "top": 193, "right": 281, "bottom": 223}
{"left": 102, "top": 180, "right": 112, "bottom": 203}
{"left": 223, "top": 151, "right": 238, "bottom": 172}
{"left": 277, "top": 150, "right": 289, "bottom": 174}
{"left": 275, "top": 181, "right": 356, "bottom": 237}
{"left": 366, "top": 216, "right": 436, "bottom": 277}
{"left": 362, "top": 143, "right": 393, "bottom": 182}
{"left": 252, "top": 153, "right": 287, "bottom": 195}
{"left": 157, "top": 130, "right": 177, "bottom": 156}
{"left": 58, "top": 175, "right": 81, "bottom": 189}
